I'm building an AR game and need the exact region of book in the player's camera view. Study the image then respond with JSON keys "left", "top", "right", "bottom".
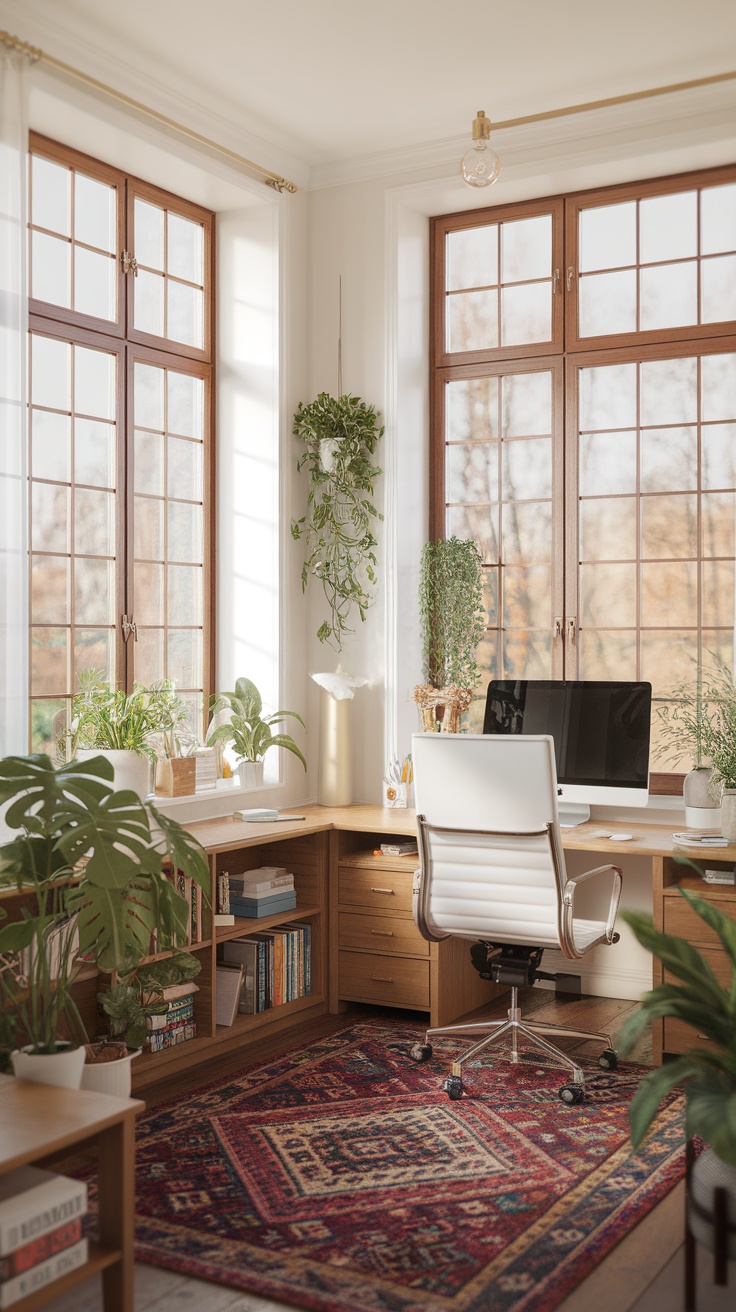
{"left": 380, "top": 841, "right": 418, "bottom": 857}
{"left": 672, "top": 831, "right": 729, "bottom": 847}
{"left": 229, "top": 872, "right": 294, "bottom": 895}
{"left": 0, "top": 1239, "right": 88, "bottom": 1308}
{"left": 148, "top": 1021, "right": 197, "bottom": 1052}
{"left": 217, "top": 871, "right": 230, "bottom": 914}
{"left": 0, "top": 1168, "right": 87, "bottom": 1257}
{"left": 229, "top": 891, "right": 297, "bottom": 917}
{"left": 232, "top": 809, "right": 306, "bottom": 822}
{"left": 216, "top": 964, "right": 244, "bottom": 1025}
{"left": 147, "top": 998, "right": 195, "bottom": 1031}
{"left": 0, "top": 1217, "right": 83, "bottom": 1280}
{"left": 213, "top": 913, "right": 236, "bottom": 927}
{"left": 159, "top": 982, "right": 200, "bottom": 1002}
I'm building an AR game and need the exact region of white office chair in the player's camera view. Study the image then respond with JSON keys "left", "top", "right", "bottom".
{"left": 409, "top": 732, "right": 623, "bottom": 1104}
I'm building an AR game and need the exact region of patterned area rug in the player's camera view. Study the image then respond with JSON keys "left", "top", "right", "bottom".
{"left": 114, "top": 1021, "right": 687, "bottom": 1311}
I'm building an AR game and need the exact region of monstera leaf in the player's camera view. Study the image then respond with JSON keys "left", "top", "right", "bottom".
{"left": 70, "top": 877, "right": 158, "bottom": 975}
{"left": 0, "top": 754, "right": 114, "bottom": 833}
{"left": 56, "top": 789, "right": 160, "bottom": 889}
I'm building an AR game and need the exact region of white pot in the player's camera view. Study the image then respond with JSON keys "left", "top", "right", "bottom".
{"left": 11, "top": 1044, "right": 86, "bottom": 1090}
{"left": 689, "top": 1146, "right": 736, "bottom": 1259}
{"left": 721, "top": 789, "right": 736, "bottom": 842}
{"left": 236, "top": 760, "right": 264, "bottom": 789}
{"left": 76, "top": 749, "right": 151, "bottom": 800}
{"left": 683, "top": 767, "right": 721, "bottom": 830}
{"left": 80, "top": 1049, "right": 141, "bottom": 1098}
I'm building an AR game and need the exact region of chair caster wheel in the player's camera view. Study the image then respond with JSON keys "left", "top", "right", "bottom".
{"left": 410, "top": 1043, "right": 433, "bottom": 1063}
{"left": 445, "top": 1075, "right": 463, "bottom": 1101}
{"left": 559, "top": 1084, "right": 585, "bottom": 1105}
{"left": 598, "top": 1048, "right": 618, "bottom": 1070}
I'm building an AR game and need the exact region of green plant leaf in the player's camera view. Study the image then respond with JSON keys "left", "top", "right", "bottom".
{"left": 148, "top": 804, "right": 210, "bottom": 891}
{"left": 686, "top": 1083, "right": 736, "bottom": 1166}
{"left": 627, "top": 1057, "right": 698, "bottom": 1148}
{"left": 620, "top": 908, "right": 727, "bottom": 1001}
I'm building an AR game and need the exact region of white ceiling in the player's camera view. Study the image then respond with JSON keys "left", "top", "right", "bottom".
{"left": 4, "top": 0, "right": 736, "bottom": 175}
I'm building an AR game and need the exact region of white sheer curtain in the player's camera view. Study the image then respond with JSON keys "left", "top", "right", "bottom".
{"left": 0, "top": 48, "right": 28, "bottom": 757}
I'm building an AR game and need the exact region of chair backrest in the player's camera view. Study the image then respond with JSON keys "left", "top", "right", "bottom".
{"left": 411, "top": 732, "right": 568, "bottom": 949}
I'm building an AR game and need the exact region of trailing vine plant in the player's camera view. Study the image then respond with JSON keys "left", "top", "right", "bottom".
{"left": 291, "top": 392, "right": 384, "bottom": 649}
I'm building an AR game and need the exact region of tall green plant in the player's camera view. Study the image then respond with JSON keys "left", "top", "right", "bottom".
{"left": 68, "top": 669, "right": 190, "bottom": 762}
{"left": 291, "top": 392, "right": 383, "bottom": 649}
{"left": 0, "top": 754, "right": 209, "bottom": 1054}
{"left": 207, "top": 677, "right": 306, "bottom": 770}
{"left": 419, "top": 537, "right": 485, "bottom": 689}
{"left": 656, "top": 655, "right": 736, "bottom": 786}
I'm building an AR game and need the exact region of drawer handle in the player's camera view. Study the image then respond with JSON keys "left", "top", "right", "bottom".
{"left": 696, "top": 1034, "right": 709, "bottom": 1040}
{"left": 371, "top": 975, "right": 394, "bottom": 983}
{"left": 371, "top": 929, "right": 394, "bottom": 937}
{"left": 370, "top": 887, "right": 395, "bottom": 895}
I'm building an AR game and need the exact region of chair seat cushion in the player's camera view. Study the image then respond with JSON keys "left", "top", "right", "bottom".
{"left": 570, "top": 917, "right": 609, "bottom": 953}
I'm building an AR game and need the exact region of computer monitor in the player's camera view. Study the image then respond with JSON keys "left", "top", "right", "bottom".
{"left": 482, "top": 679, "right": 652, "bottom": 826}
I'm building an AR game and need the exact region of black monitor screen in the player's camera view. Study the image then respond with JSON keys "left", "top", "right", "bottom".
{"left": 482, "top": 680, "right": 651, "bottom": 789}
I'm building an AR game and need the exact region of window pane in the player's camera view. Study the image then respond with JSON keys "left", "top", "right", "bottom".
{"left": 446, "top": 377, "right": 498, "bottom": 442}
{"left": 168, "top": 371, "right": 204, "bottom": 439}
{"left": 641, "top": 427, "right": 697, "bottom": 492}
{"left": 74, "top": 346, "right": 116, "bottom": 421}
{"left": 579, "top": 630, "right": 637, "bottom": 680}
{"left": 31, "top": 156, "right": 71, "bottom": 237}
{"left": 74, "top": 174, "right": 116, "bottom": 253}
{"left": 502, "top": 631, "right": 551, "bottom": 679}
{"left": 641, "top": 631, "right": 698, "bottom": 694}
{"left": 135, "top": 627, "right": 165, "bottom": 685}
{"left": 74, "top": 247, "right": 116, "bottom": 321}
{"left": 168, "top": 501, "right": 203, "bottom": 563}
{"left": 579, "top": 362, "right": 636, "bottom": 430}
{"left": 167, "top": 628, "right": 202, "bottom": 687}
{"left": 31, "top": 231, "right": 71, "bottom": 308}
{"left": 640, "top": 261, "right": 697, "bottom": 330}
{"left": 641, "top": 494, "right": 697, "bottom": 559}
{"left": 641, "top": 561, "right": 697, "bottom": 626}
{"left": 135, "top": 362, "right": 165, "bottom": 431}
{"left": 32, "top": 410, "right": 70, "bottom": 483}
{"left": 134, "top": 497, "right": 164, "bottom": 560}
{"left": 580, "top": 497, "right": 637, "bottom": 561}
{"left": 579, "top": 270, "right": 636, "bottom": 337}
{"left": 445, "top": 504, "right": 499, "bottom": 562}
{"left": 640, "top": 191, "right": 698, "bottom": 263}
{"left": 168, "top": 565, "right": 203, "bottom": 626}
{"left": 500, "top": 215, "right": 551, "bottom": 282}
{"left": 135, "top": 562, "right": 165, "bottom": 626}
{"left": 640, "top": 357, "right": 698, "bottom": 426}
{"left": 501, "top": 501, "right": 551, "bottom": 565}
{"left": 134, "top": 430, "right": 164, "bottom": 496}
{"left": 75, "top": 420, "right": 115, "bottom": 489}
{"left": 30, "top": 699, "right": 68, "bottom": 757}
{"left": 74, "top": 628, "right": 115, "bottom": 682}
{"left": 701, "top": 255, "right": 736, "bottom": 324}
{"left": 481, "top": 568, "right": 498, "bottom": 626}
{"left": 701, "top": 354, "right": 736, "bottom": 422}
{"left": 447, "top": 289, "right": 497, "bottom": 352}
{"left": 702, "top": 560, "right": 735, "bottom": 628}
{"left": 701, "top": 184, "right": 736, "bottom": 255}
{"left": 500, "top": 281, "right": 551, "bottom": 346}
{"left": 74, "top": 558, "right": 115, "bottom": 626}
{"left": 167, "top": 280, "right": 203, "bottom": 349}
{"left": 74, "top": 488, "right": 115, "bottom": 557}
{"left": 135, "top": 269, "right": 165, "bottom": 336}
{"left": 167, "top": 213, "right": 204, "bottom": 284}
{"left": 702, "top": 424, "right": 736, "bottom": 489}
{"left": 502, "top": 438, "right": 551, "bottom": 501}
{"left": 446, "top": 442, "right": 497, "bottom": 503}
{"left": 31, "top": 482, "right": 69, "bottom": 553}
{"left": 134, "top": 199, "right": 164, "bottom": 270}
{"left": 579, "top": 201, "right": 636, "bottom": 272}
{"left": 32, "top": 628, "right": 69, "bottom": 695}
{"left": 31, "top": 556, "right": 70, "bottom": 625}
{"left": 579, "top": 563, "right": 636, "bottom": 626}
{"left": 447, "top": 226, "right": 498, "bottom": 290}
{"left": 503, "top": 564, "right": 551, "bottom": 629}
{"left": 702, "top": 492, "right": 736, "bottom": 558}
{"left": 580, "top": 431, "right": 636, "bottom": 496}
{"left": 501, "top": 372, "right": 551, "bottom": 436}
{"left": 32, "top": 335, "right": 71, "bottom": 412}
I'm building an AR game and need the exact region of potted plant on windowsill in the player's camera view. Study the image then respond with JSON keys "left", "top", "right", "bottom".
{"left": 0, "top": 753, "right": 209, "bottom": 1092}
{"left": 206, "top": 677, "right": 306, "bottom": 786}
{"left": 618, "top": 887, "right": 736, "bottom": 1257}
{"left": 66, "top": 669, "right": 191, "bottom": 801}
{"left": 414, "top": 537, "right": 485, "bottom": 732}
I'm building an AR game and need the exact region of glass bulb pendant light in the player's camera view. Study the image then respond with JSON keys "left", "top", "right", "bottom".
{"left": 460, "top": 110, "right": 500, "bottom": 188}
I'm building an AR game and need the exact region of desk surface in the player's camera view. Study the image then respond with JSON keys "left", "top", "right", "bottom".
{"left": 186, "top": 804, "right": 736, "bottom": 861}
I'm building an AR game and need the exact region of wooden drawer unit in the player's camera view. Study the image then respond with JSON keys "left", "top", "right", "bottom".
{"left": 338, "top": 949, "right": 430, "bottom": 1009}
{"left": 663, "top": 892, "right": 736, "bottom": 948}
{"left": 663, "top": 1017, "right": 719, "bottom": 1056}
{"left": 339, "top": 910, "right": 430, "bottom": 957}
{"left": 337, "top": 865, "right": 415, "bottom": 913}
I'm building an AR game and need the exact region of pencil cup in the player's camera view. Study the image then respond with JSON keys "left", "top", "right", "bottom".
{"left": 384, "top": 781, "right": 407, "bottom": 808}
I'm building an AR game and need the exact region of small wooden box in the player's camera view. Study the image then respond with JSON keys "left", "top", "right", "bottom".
{"left": 155, "top": 757, "right": 197, "bottom": 797}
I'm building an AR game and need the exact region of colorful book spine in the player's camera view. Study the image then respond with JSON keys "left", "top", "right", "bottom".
{"left": 0, "top": 1240, "right": 88, "bottom": 1309}
{"left": 0, "top": 1218, "right": 83, "bottom": 1280}
{"left": 147, "top": 997, "right": 195, "bottom": 1031}
{"left": 0, "top": 1170, "right": 87, "bottom": 1256}
{"left": 148, "top": 1021, "right": 197, "bottom": 1052}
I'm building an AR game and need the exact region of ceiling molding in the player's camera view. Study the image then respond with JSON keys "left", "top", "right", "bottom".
{"left": 308, "top": 76, "right": 736, "bottom": 190}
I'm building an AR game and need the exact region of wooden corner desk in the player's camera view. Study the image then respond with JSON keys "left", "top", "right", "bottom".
{"left": 180, "top": 805, "right": 736, "bottom": 1076}
{"left": 0, "top": 1075, "right": 143, "bottom": 1312}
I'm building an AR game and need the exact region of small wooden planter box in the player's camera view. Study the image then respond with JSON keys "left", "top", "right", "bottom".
{"left": 155, "top": 757, "right": 197, "bottom": 797}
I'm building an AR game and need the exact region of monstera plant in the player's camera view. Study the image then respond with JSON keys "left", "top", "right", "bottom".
{"left": 0, "top": 753, "right": 209, "bottom": 1060}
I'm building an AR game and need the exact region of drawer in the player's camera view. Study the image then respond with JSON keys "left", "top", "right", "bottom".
{"left": 339, "top": 910, "right": 429, "bottom": 957}
{"left": 338, "top": 949, "right": 430, "bottom": 1008}
{"left": 338, "top": 867, "right": 414, "bottom": 913}
{"left": 663, "top": 895, "right": 736, "bottom": 948}
{"left": 663, "top": 946, "right": 732, "bottom": 990}
{"left": 663, "top": 1017, "right": 719, "bottom": 1056}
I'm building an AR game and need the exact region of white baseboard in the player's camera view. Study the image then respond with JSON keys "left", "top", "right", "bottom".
{"left": 535, "top": 952, "right": 651, "bottom": 1002}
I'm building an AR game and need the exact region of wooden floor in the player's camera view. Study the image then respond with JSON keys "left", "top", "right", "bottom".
{"left": 43, "top": 991, "right": 735, "bottom": 1312}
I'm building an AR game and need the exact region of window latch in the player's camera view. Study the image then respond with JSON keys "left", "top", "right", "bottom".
{"left": 121, "top": 250, "right": 139, "bottom": 277}
{"left": 552, "top": 268, "right": 560, "bottom": 295}
{"left": 566, "top": 616, "right": 577, "bottom": 646}
{"left": 121, "top": 614, "right": 138, "bottom": 642}
{"left": 552, "top": 616, "right": 563, "bottom": 640}
{"left": 566, "top": 265, "right": 575, "bottom": 292}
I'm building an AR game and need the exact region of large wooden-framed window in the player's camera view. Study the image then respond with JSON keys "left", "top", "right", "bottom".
{"left": 431, "top": 165, "right": 736, "bottom": 777}
{"left": 28, "top": 135, "right": 215, "bottom": 753}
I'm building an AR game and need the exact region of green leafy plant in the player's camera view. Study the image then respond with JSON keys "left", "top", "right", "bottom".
{"left": 618, "top": 886, "right": 736, "bottom": 1167}
{"left": 418, "top": 537, "right": 485, "bottom": 690}
{"left": 656, "top": 656, "right": 736, "bottom": 788}
{"left": 98, "top": 953, "right": 201, "bottom": 1049}
{"left": 68, "top": 668, "right": 191, "bottom": 762}
{"left": 291, "top": 392, "right": 383, "bottom": 649}
{"left": 0, "top": 754, "right": 209, "bottom": 1054}
{"left": 207, "top": 677, "right": 306, "bottom": 770}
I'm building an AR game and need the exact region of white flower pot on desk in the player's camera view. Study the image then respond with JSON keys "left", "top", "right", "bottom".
{"left": 76, "top": 748, "right": 151, "bottom": 801}
{"left": 11, "top": 1043, "right": 86, "bottom": 1089}
{"left": 683, "top": 766, "right": 721, "bottom": 831}
{"left": 720, "top": 789, "right": 736, "bottom": 842}
{"left": 236, "top": 761, "right": 264, "bottom": 789}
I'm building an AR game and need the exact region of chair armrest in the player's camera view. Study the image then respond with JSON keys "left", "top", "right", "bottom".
{"left": 561, "top": 864, "right": 623, "bottom": 956}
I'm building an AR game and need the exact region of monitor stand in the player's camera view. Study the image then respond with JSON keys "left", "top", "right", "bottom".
{"left": 558, "top": 801, "right": 591, "bottom": 829}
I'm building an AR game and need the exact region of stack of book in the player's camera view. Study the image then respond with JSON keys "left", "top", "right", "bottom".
{"left": 228, "top": 866, "right": 296, "bottom": 918}
{"left": 146, "top": 981, "right": 199, "bottom": 1052}
{"left": 217, "top": 871, "right": 231, "bottom": 915}
{"left": 0, "top": 1167, "right": 88, "bottom": 1309}
{"left": 194, "top": 746, "right": 217, "bottom": 791}
{"left": 222, "top": 922, "right": 311, "bottom": 1013}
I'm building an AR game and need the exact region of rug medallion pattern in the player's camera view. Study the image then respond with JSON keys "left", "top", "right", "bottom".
{"left": 106, "top": 1021, "right": 687, "bottom": 1312}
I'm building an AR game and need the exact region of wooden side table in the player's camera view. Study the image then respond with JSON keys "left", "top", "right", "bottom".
{"left": 0, "top": 1073, "right": 144, "bottom": 1312}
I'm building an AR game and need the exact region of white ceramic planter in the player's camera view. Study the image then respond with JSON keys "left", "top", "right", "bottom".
{"left": 689, "top": 1146, "right": 736, "bottom": 1259}
{"left": 683, "top": 766, "right": 721, "bottom": 831}
{"left": 11, "top": 1044, "right": 86, "bottom": 1089}
{"left": 81, "top": 1049, "right": 141, "bottom": 1098}
{"left": 76, "top": 748, "right": 151, "bottom": 800}
{"left": 237, "top": 761, "right": 264, "bottom": 789}
{"left": 720, "top": 789, "right": 736, "bottom": 842}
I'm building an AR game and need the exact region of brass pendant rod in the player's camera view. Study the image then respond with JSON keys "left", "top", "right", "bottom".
{"left": 0, "top": 27, "right": 298, "bottom": 194}
{"left": 491, "top": 69, "right": 736, "bottom": 133}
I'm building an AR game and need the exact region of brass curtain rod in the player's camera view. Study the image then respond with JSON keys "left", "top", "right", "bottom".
{"left": 0, "top": 28, "right": 299, "bottom": 194}
{"left": 1, "top": 28, "right": 734, "bottom": 188}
